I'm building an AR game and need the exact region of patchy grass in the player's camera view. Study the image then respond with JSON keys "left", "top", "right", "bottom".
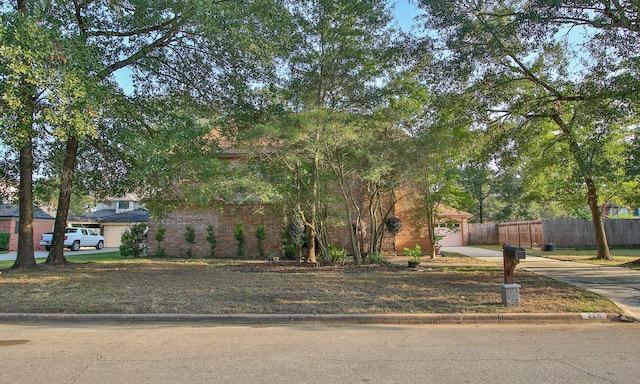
{"left": 0, "top": 253, "right": 618, "bottom": 315}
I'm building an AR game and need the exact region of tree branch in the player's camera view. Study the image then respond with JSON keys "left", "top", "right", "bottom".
{"left": 96, "top": 23, "right": 180, "bottom": 80}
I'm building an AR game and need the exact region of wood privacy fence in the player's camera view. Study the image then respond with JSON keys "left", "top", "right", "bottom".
{"left": 468, "top": 219, "right": 640, "bottom": 249}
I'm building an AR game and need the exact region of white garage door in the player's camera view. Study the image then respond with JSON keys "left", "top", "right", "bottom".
{"left": 435, "top": 224, "right": 462, "bottom": 247}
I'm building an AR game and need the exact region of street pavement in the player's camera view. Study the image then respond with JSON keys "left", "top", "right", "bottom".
{"left": 442, "top": 246, "right": 640, "bottom": 321}
{"left": 0, "top": 322, "right": 638, "bottom": 384}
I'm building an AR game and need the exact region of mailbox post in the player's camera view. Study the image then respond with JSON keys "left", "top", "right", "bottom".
{"left": 501, "top": 244, "right": 526, "bottom": 306}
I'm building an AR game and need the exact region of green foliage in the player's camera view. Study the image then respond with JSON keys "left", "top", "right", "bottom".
{"left": 256, "top": 224, "right": 266, "bottom": 259}
{"left": 206, "top": 225, "right": 217, "bottom": 258}
{"left": 0, "top": 232, "right": 10, "bottom": 251}
{"left": 234, "top": 223, "right": 246, "bottom": 258}
{"left": 403, "top": 245, "right": 422, "bottom": 261}
{"left": 119, "top": 224, "right": 147, "bottom": 258}
{"left": 366, "top": 252, "right": 388, "bottom": 265}
{"left": 184, "top": 225, "right": 196, "bottom": 258}
{"left": 155, "top": 226, "right": 166, "bottom": 257}
{"left": 328, "top": 245, "right": 347, "bottom": 265}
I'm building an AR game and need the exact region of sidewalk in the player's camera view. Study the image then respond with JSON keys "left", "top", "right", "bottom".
{"left": 442, "top": 246, "right": 640, "bottom": 321}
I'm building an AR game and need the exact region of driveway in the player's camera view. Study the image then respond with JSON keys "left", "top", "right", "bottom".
{"left": 442, "top": 246, "right": 640, "bottom": 320}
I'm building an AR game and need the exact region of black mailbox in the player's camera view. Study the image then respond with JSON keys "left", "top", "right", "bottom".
{"left": 503, "top": 244, "right": 526, "bottom": 260}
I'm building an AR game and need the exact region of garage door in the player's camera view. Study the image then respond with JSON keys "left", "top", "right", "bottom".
{"left": 435, "top": 224, "right": 462, "bottom": 246}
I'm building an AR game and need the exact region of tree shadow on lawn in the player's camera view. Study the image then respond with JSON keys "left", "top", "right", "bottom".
{"left": 0, "top": 259, "right": 620, "bottom": 315}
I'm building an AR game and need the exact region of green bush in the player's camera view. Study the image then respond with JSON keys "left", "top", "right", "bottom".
{"left": 206, "top": 225, "right": 217, "bottom": 258}
{"left": 184, "top": 225, "right": 196, "bottom": 258}
{"left": 366, "top": 252, "right": 388, "bottom": 265}
{"left": 234, "top": 223, "right": 246, "bottom": 258}
{"left": 403, "top": 244, "right": 422, "bottom": 260}
{"left": 155, "top": 226, "right": 166, "bottom": 257}
{"left": 256, "top": 225, "right": 266, "bottom": 259}
{"left": 328, "top": 245, "right": 347, "bottom": 264}
{"left": 0, "top": 232, "right": 9, "bottom": 251}
{"left": 120, "top": 224, "right": 148, "bottom": 258}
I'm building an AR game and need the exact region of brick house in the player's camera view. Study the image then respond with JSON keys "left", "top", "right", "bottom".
{"left": 146, "top": 193, "right": 471, "bottom": 259}
{"left": 144, "top": 142, "right": 471, "bottom": 259}
{"left": 0, "top": 204, "right": 55, "bottom": 252}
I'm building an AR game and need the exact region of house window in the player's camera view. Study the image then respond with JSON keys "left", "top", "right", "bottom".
{"left": 14, "top": 221, "right": 19, "bottom": 234}
{"left": 118, "top": 201, "right": 130, "bottom": 210}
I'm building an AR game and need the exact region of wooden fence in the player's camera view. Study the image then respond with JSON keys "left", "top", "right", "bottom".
{"left": 468, "top": 219, "right": 640, "bottom": 249}
{"left": 467, "top": 223, "right": 499, "bottom": 245}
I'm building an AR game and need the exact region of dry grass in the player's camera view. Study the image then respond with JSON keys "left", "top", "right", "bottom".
{"left": 0, "top": 254, "right": 619, "bottom": 315}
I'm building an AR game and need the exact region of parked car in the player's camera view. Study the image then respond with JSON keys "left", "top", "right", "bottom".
{"left": 40, "top": 227, "right": 105, "bottom": 251}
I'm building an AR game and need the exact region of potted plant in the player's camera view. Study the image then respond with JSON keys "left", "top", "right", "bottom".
{"left": 403, "top": 244, "right": 422, "bottom": 268}
{"left": 434, "top": 234, "right": 444, "bottom": 256}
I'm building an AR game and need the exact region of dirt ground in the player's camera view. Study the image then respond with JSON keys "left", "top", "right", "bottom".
{"left": 0, "top": 255, "right": 619, "bottom": 315}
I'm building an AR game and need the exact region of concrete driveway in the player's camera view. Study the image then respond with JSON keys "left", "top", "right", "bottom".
{"left": 442, "top": 246, "right": 640, "bottom": 320}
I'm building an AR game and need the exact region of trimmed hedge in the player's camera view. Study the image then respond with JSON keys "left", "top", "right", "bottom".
{"left": 0, "top": 232, "right": 9, "bottom": 251}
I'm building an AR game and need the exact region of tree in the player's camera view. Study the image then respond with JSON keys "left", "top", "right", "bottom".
{"left": 2, "top": 0, "right": 290, "bottom": 267}
{"left": 243, "top": 0, "right": 405, "bottom": 265}
{"left": 1, "top": 3, "right": 97, "bottom": 268}
{"left": 416, "top": 0, "right": 639, "bottom": 260}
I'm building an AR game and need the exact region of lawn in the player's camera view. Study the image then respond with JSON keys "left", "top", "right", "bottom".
{"left": 474, "top": 245, "right": 640, "bottom": 270}
{"left": 0, "top": 252, "right": 619, "bottom": 315}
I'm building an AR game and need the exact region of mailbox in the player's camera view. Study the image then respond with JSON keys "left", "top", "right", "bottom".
{"left": 502, "top": 243, "right": 525, "bottom": 284}
{"left": 503, "top": 244, "right": 526, "bottom": 260}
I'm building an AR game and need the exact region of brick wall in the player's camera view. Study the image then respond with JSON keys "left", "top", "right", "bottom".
{"left": 148, "top": 204, "right": 285, "bottom": 258}
{"left": 393, "top": 196, "right": 430, "bottom": 253}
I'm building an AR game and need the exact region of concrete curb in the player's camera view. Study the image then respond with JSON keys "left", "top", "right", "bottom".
{"left": 0, "top": 312, "right": 634, "bottom": 325}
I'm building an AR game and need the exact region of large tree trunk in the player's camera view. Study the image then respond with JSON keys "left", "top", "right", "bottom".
{"left": 586, "top": 178, "right": 612, "bottom": 260}
{"left": 12, "top": 142, "right": 37, "bottom": 269}
{"left": 12, "top": 0, "right": 37, "bottom": 269}
{"left": 552, "top": 114, "right": 612, "bottom": 261}
{"left": 46, "top": 137, "right": 79, "bottom": 265}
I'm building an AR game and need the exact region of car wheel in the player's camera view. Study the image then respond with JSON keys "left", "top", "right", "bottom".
{"left": 96, "top": 240, "right": 104, "bottom": 250}
{"left": 45, "top": 246, "right": 50, "bottom": 251}
{"left": 71, "top": 240, "right": 80, "bottom": 251}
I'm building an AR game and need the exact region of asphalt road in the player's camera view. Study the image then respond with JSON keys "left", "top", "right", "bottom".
{"left": 1, "top": 322, "right": 638, "bottom": 383}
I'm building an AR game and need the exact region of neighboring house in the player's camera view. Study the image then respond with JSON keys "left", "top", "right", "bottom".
{"left": 0, "top": 204, "right": 55, "bottom": 252}
{"left": 601, "top": 202, "right": 640, "bottom": 218}
{"left": 69, "top": 194, "right": 148, "bottom": 248}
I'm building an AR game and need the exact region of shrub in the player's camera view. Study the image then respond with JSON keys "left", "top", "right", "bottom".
{"left": 328, "top": 245, "right": 347, "bottom": 265}
{"left": 234, "top": 223, "right": 246, "bottom": 258}
{"left": 0, "top": 232, "right": 9, "bottom": 251}
{"left": 155, "top": 226, "right": 166, "bottom": 257}
{"left": 184, "top": 225, "right": 196, "bottom": 258}
{"left": 206, "top": 225, "right": 217, "bottom": 258}
{"left": 403, "top": 244, "right": 422, "bottom": 260}
{"left": 366, "top": 252, "right": 388, "bottom": 265}
{"left": 120, "top": 223, "right": 148, "bottom": 258}
{"left": 256, "top": 225, "right": 266, "bottom": 259}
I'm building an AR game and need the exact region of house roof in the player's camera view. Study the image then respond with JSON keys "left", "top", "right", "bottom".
{"left": 69, "top": 208, "right": 149, "bottom": 224}
{"left": 437, "top": 205, "right": 473, "bottom": 219}
{"left": 95, "top": 208, "right": 149, "bottom": 223}
{"left": 0, "top": 204, "right": 55, "bottom": 220}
